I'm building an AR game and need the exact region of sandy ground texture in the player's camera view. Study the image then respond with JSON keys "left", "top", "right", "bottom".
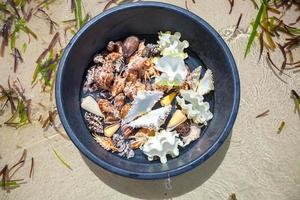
{"left": 1, "top": 0, "right": 300, "bottom": 199}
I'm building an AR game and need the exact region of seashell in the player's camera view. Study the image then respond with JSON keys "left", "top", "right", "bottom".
{"left": 121, "top": 124, "right": 134, "bottom": 137}
{"left": 129, "top": 130, "right": 150, "bottom": 149}
{"left": 97, "top": 99, "right": 113, "bottom": 113}
{"left": 107, "top": 41, "right": 115, "bottom": 52}
{"left": 94, "top": 67, "right": 114, "bottom": 91}
{"left": 114, "top": 93, "right": 125, "bottom": 110}
{"left": 180, "top": 125, "right": 201, "bottom": 147}
{"left": 167, "top": 109, "right": 187, "bottom": 130}
{"left": 84, "top": 112, "right": 103, "bottom": 135}
{"left": 152, "top": 83, "right": 172, "bottom": 92}
{"left": 128, "top": 56, "right": 148, "bottom": 72}
{"left": 113, "top": 134, "right": 135, "bottom": 158}
{"left": 154, "top": 56, "right": 188, "bottom": 86}
{"left": 158, "top": 31, "right": 189, "bottom": 59}
{"left": 175, "top": 121, "right": 191, "bottom": 137}
{"left": 111, "top": 77, "right": 125, "bottom": 97}
{"left": 136, "top": 128, "right": 155, "bottom": 137}
{"left": 105, "top": 52, "right": 122, "bottom": 63}
{"left": 104, "top": 123, "right": 120, "bottom": 138}
{"left": 81, "top": 96, "right": 104, "bottom": 117}
{"left": 93, "top": 133, "right": 118, "bottom": 152}
{"left": 160, "top": 92, "right": 177, "bottom": 106}
{"left": 93, "top": 54, "right": 105, "bottom": 64}
{"left": 128, "top": 105, "right": 172, "bottom": 130}
{"left": 123, "top": 82, "right": 137, "bottom": 100}
{"left": 186, "top": 66, "right": 202, "bottom": 90}
{"left": 196, "top": 69, "right": 214, "bottom": 96}
{"left": 98, "top": 99, "right": 120, "bottom": 121}
{"left": 176, "top": 90, "right": 213, "bottom": 125}
{"left": 120, "top": 104, "right": 131, "bottom": 119}
{"left": 142, "top": 43, "right": 160, "bottom": 57}
{"left": 141, "top": 130, "right": 183, "bottom": 163}
{"left": 106, "top": 41, "right": 123, "bottom": 53}
{"left": 123, "top": 69, "right": 139, "bottom": 82}
{"left": 122, "top": 36, "right": 139, "bottom": 57}
{"left": 123, "top": 90, "right": 163, "bottom": 124}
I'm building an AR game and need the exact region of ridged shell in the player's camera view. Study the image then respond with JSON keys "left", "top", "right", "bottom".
{"left": 123, "top": 90, "right": 163, "bottom": 124}
{"left": 196, "top": 69, "right": 214, "bottom": 95}
{"left": 154, "top": 56, "right": 188, "bottom": 86}
{"left": 141, "top": 130, "right": 183, "bottom": 163}
{"left": 176, "top": 89, "right": 213, "bottom": 125}
{"left": 128, "top": 105, "right": 172, "bottom": 130}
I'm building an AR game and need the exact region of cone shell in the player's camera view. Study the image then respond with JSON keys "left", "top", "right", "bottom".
{"left": 160, "top": 92, "right": 177, "bottom": 106}
{"left": 167, "top": 109, "right": 187, "bottom": 130}
{"left": 104, "top": 123, "right": 120, "bottom": 138}
{"left": 81, "top": 96, "right": 104, "bottom": 117}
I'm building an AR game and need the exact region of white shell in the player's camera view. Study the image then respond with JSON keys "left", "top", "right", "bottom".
{"left": 158, "top": 31, "right": 189, "bottom": 59}
{"left": 123, "top": 90, "right": 163, "bottom": 124}
{"left": 180, "top": 125, "right": 201, "bottom": 147}
{"left": 128, "top": 105, "right": 172, "bottom": 130}
{"left": 154, "top": 56, "right": 188, "bottom": 86}
{"left": 141, "top": 130, "right": 183, "bottom": 163}
{"left": 176, "top": 89, "right": 213, "bottom": 125}
{"left": 81, "top": 96, "right": 104, "bottom": 117}
{"left": 196, "top": 69, "right": 214, "bottom": 95}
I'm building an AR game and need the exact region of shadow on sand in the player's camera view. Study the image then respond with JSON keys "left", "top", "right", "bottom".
{"left": 81, "top": 132, "right": 232, "bottom": 199}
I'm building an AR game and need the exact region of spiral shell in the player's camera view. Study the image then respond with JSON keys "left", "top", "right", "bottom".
{"left": 122, "top": 36, "right": 139, "bottom": 57}
{"left": 114, "top": 93, "right": 125, "bottom": 110}
{"left": 111, "top": 77, "right": 125, "bottom": 97}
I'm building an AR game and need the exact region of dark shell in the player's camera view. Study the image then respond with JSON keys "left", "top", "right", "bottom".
{"left": 122, "top": 36, "right": 139, "bottom": 57}
{"left": 175, "top": 121, "right": 191, "bottom": 137}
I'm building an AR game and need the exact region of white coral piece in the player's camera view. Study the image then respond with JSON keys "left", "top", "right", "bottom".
{"left": 180, "top": 125, "right": 201, "bottom": 147}
{"left": 141, "top": 130, "right": 183, "bottom": 163}
{"left": 123, "top": 90, "right": 163, "bottom": 124}
{"left": 196, "top": 69, "right": 214, "bottom": 95}
{"left": 176, "top": 89, "right": 213, "bottom": 125}
{"left": 154, "top": 56, "right": 188, "bottom": 86}
{"left": 158, "top": 31, "right": 189, "bottom": 59}
{"left": 128, "top": 105, "right": 172, "bottom": 130}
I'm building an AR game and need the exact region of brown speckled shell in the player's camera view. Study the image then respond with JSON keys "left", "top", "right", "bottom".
{"left": 120, "top": 104, "right": 131, "bottom": 119}
{"left": 114, "top": 93, "right": 125, "bottom": 110}
{"left": 111, "top": 77, "right": 125, "bottom": 97}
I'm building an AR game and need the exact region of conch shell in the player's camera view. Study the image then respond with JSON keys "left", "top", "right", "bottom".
{"left": 176, "top": 89, "right": 213, "bottom": 125}
{"left": 196, "top": 69, "right": 214, "bottom": 95}
{"left": 154, "top": 56, "right": 188, "bottom": 86}
{"left": 128, "top": 105, "right": 172, "bottom": 130}
{"left": 81, "top": 96, "right": 104, "bottom": 117}
{"left": 123, "top": 90, "right": 163, "bottom": 124}
{"left": 157, "top": 31, "right": 189, "bottom": 59}
{"left": 141, "top": 130, "right": 183, "bottom": 163}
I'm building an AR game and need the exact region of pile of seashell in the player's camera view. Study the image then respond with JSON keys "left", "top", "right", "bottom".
{"left": 81, "top": 31, "right": 214, "bottom": 163}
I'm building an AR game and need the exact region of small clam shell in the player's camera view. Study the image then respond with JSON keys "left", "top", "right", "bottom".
{"left": 81, "top": 96, "right": 104, "bottom": 117}
{"left": 122, "top": 36, "right": 139, "bottom": 57}
{"left": 167, "top": 109, "right": 187, "bottom": 130}
{"left": 104, "top": 123, "right": 120, "bottom": 138}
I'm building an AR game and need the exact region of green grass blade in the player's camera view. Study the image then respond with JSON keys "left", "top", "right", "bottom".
{"left": 244, "top": 1, "right": 265, "bottom": 57}
{"left": 52, "top": 148, "right": 72, "bottom": 170}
